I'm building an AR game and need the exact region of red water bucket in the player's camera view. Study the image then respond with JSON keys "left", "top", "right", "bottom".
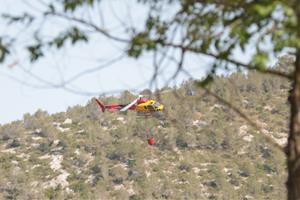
{"left": 147, "top": 137, "right": 156, "bottom": 145}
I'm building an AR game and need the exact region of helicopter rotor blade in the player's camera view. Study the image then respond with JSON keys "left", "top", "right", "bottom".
{"left": 120, "top": 96, "right": 142, "bottom": 112}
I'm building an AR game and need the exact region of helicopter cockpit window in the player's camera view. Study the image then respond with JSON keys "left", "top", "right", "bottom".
{"left": 153, "top": 102, "right": 161, "bottom": 108}
{"left": 146, "top": 105, "right": 155, "bottom": 111}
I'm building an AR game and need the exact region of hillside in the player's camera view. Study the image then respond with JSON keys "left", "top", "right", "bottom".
{"left": 0, "top": 69, "right": 290, "bottom": 199}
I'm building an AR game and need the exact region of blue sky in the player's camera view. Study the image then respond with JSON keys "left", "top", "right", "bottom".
{"left": 0, "top": 0, "right": 282, "bottom": 124}
{"left": 0, "top": 0, "right": 214, "bottom": 124}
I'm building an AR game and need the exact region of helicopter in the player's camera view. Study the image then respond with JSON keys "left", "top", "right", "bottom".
{"left": 94, "top": 95, "right": 164, "bottom": 145}
{"left": 94, "top": 95, "right": 164, "bottom": 114}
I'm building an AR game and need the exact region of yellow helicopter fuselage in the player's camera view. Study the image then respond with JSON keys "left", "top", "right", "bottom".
{"left": 135, "top": 100, "right": 164, "bottom": 112}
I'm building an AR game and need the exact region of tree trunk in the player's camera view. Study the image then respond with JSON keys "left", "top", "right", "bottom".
{"left": 287, "top": 50, "right": 300, "bottom": 199}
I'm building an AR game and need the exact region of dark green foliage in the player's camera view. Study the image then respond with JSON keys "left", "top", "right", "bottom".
{"left": 0, "top": 38, "right": 10, "bottom": 62}
{"left": 129, "top": 194, "right": 143, "bottom": 200}
{"left": 91, "top": 164, "right": 101, "bottom": 174}
{"left": 6, "top": 139, "right": 21, "bottom": 148}
{"left": 48, "top": 27, "right": 88, "bottom": 48}
{"left": 262, "top": 184, "right": 274, "bottom": 193}
{"left": 112, "top": 177, "right": 123, "bottom": 184}
{"left": 37, "top": 142, "right": 51, "bottom": 153}
{"left": 107, "top": 151, "right": 126, "bottom": 162}
{"left": 203, "top": 180, "right": 218, "bottom": 189}
{"left": 178, "top": 163, "right": 190, "bottom": 172}
{"left": 3, "top": 186, "right": 20, "bottom": 200}
{"left": 128, "top": 170, "right": 141, "bottom": 181}
{"left": 62, "top": 0, "right": 98, "bottom": 12}
{"left": 238, "top": 170, "right": 250, "bottom": 178}
{"left": 175, "top": 136, "right": 188, "bottom": 149}
{"left": 0, "top": 127, "right": 18, "bottom": 141}
{"left": 44, "top": 187, "right": 60, "bottom": 200}
{"left": 27, "top": 44, "right": 44, "bottom": 62}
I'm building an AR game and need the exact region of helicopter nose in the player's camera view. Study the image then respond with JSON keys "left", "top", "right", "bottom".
{"left": 160, "top": 105, "right": 164, "bottom": 110}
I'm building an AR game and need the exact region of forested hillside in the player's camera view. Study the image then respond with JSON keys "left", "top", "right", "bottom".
{"left": 0, "top": 62, "right": 291, "bottom": 199}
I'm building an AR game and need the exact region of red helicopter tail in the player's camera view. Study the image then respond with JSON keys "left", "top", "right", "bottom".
{"left": 94, "top": 98, "right": 105, "bottom": 112}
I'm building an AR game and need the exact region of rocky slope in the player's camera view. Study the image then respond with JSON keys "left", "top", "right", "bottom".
{"left": 0, "top": 71, "right": 290, "bottom": 200}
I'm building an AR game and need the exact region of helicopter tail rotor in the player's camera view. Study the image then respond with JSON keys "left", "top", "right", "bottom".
{"left": 94, "top": 98, "right": 106, "bottom": 112}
